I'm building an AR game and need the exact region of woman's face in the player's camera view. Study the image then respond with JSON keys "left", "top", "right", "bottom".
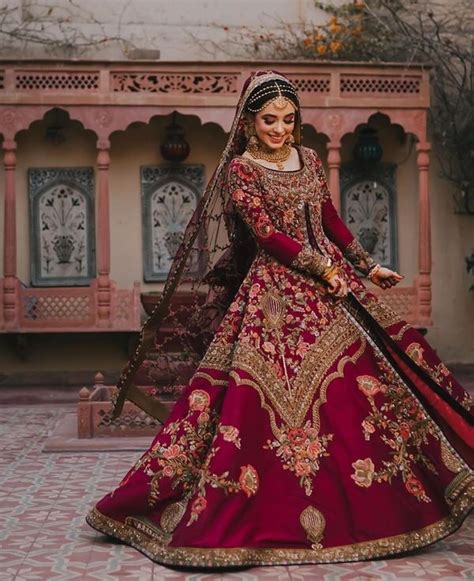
{"left": 253, "top": 100, "right": 296, "bottom": 150}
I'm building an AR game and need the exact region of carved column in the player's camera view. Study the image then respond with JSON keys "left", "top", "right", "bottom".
{"left": 2, "top": 140, "right": 19, "bottom": 328}
{"left": 327, "top": 141, "right": 342, "bottom": 213}
{"left": 416, "top": 142, "right": 432, "bottom": 325}
{"left": 96, "top": 139, "right": 112, "bottom": 325}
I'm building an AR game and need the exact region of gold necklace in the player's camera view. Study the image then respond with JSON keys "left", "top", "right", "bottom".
{"left": 247, "top": 141, "right": 292, "bottom": 170}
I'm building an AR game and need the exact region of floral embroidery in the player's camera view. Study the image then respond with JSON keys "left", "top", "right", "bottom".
{"left": 219, "top": 424, "right": 241, "bottom": 449}
{"left": 264, "top": 421, "right": 333, "bottom": 496}
{"left": 239, "top": 465, "right": 259, "bottom": 497}
{"left": 406, "top": 342, "right": 474, "bottom": 412}
{"left": 351, "top": 458, "right": 375, "bottom": 488}
{"left": 120, "top": 389, "right": 260, "bottom": 528}
{"left": 357, "top": 375, "right": 386, "bottom": 398}
{"left": 355, "top": 359, "right": 437, "bottom": 503}
{"left": 188, "top": 496, "right": 207, "bottom": 525}
{"left": 255, "top": 215, "right": 275, "bottom": 238}
{"left": 188, "top": 389, "right": 211, "bottom": 412}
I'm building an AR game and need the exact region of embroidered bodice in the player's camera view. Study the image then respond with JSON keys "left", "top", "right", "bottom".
{"left": 228, "top": 146, "right": 376, "bottom": 278}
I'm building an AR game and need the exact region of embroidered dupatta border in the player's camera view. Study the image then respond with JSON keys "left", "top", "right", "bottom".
{"left": 86, "top": 470, "right": 473, "bottom": 567}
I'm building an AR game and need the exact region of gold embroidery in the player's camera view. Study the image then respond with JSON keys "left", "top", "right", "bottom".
{"left": 390, "top": 323, "right": 411, "bottom": 341}
{"left": 233, "top": 312, "right": 362, "bottom": 433}
{"left": 199, "top": 341, "right": 234, "bottom": 371}
{"left": 261, "top": 289, "right": 293, "bottom": 396}
{"left": 124, "top": 516, "right": 171, "bottom": 544}
{"left": 300, "top": 506, "right": 326, "bottom": 550}
{"left": 261, "top": 289, "right": 285, "bottom": 329}
{"left": 192, "top": 371, "right": 228, "bottom": 387}
{"left": 87, "top": 476, "right": 474, "bottom": 566}
{"left": 160, "top": 500, "right": 189, "bottom": 534}
{"left": 360, "top": 293, "right": 403, "bottom": 329}
{"left": 291, "top": 247, "right": 328, "bottom": 277}
{"left": 229, "top": 370, "right": 281, "bottom": 436}
{"left": 445, "top": 469, "right": 474, "bottom": 506}
{"left": 311, "top": 338, "right": 366, "bottom": 433}
{"left": 343, "top": 238, "right": 377, "bottom": 275}
{"left": 441, "top": 442, "right": 465, "bottom": 474}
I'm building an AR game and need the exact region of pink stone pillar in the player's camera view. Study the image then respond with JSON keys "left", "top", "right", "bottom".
{"left": 416, "top": 142, "right": 432, "bottom": 325}
{"left": 96, "top": 140, "right": 112, "bottom": 325}
{"left": 327, "top": 141, "right": 342, "bottom": 213}
{"left": 2, "top": 141, "right": 19, "bottom": 328}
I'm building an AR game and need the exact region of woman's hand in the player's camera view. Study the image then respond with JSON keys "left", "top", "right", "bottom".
{"left": 325, "top": 272, "right": 348, "bottom": 299}
{"left": 370, "top": 266, "right": 403, "bottom": 289}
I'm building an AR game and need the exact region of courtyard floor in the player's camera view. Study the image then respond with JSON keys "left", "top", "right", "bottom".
{"left": 0, "top": 403, "right": 472, "bottom": 581}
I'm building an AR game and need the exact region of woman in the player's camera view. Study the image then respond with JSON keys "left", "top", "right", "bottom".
{"left": 87, "top": 70, "right": 473, "bottom": 567}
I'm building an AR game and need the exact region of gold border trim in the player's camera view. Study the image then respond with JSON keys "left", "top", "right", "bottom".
{"left": 86, "top": 473, "right": 473, "bottom": 567}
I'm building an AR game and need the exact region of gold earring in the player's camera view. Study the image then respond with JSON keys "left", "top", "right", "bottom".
{"left": 286, "top": 134, "right": 295, "bottom": 144}
{"left": 245, "top": 122, "right": 255, "bottom": 138}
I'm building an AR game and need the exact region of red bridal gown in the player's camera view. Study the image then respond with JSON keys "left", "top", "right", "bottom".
{"left": 87, "top": 146, "right": 474, "bottom": 567}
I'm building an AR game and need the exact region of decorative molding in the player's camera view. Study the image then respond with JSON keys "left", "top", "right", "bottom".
{"left": 141, "top": 165, "right": 204, "bottom": 282}
{"left": 340, "top": 74, "right": 421, "bottom": 96}
{"left": 0, "top": 62, "right": 430, "bottom": 112}
{"left": 16, "top": 71, "right": 99, "bottom": 91}
{"left": 341, "top": 163, "right": 398, "bottom": 271}
{"left": 111, "top": 73, "right": 239, "bottom": 94}
{"left": 28, "top": 167, "right": 96, "bottom": 287}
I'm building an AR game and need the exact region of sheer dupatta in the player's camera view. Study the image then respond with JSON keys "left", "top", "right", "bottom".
{"left": 112, "top": 71, "right": 303, "bottom": 421}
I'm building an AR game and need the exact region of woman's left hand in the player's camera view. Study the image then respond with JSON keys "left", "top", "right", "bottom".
{"left": 370, "top": 267, "right": 403, "bottom": 290}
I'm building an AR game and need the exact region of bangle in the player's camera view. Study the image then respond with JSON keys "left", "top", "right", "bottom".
{"left": 321, "top": 264, "right": 340, "bottom": 282}
{"left": 368, "top": 263, "right": 381, "bottom": 281}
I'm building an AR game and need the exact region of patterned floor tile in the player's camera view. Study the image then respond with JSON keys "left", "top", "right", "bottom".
{"left": 0, "top": 405, "right": 472, "bottom": 581}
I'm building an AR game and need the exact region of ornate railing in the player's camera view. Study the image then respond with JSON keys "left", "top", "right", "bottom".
{"left": 1, "top": 279, "right": 141, "bottom": 332}
{"left": 0, "top": 61, "right": 429, "bottom": 108}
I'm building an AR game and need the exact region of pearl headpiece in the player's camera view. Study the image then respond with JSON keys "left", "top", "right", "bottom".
{"left": 246, "top": 79, "right": 298, "bottom": 113}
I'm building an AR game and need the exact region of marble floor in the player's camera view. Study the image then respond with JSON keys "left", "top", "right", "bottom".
{"left": 0, "top": 404, "right": 472, "bottom": 581}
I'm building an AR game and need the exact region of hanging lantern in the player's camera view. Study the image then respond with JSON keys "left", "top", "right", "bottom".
{"left": 160, "top": 112, "right": 190, "bottom": 163}
{"left": 352, "top": 126, "right": 383, "bottom": 166}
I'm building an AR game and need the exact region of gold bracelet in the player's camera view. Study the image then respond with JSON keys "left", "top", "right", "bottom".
{"left": 321, "top": 265, "right": 340, "bottom": 282}
{"left": 368, "top": 263, "right": 381, "bottom": 281}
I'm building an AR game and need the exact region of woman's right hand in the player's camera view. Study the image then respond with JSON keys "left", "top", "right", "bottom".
{"left": 325, "top": 272, "right": 348, "bottom": 299}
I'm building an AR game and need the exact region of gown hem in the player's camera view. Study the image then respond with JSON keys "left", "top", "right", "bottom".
{"left": 86, "top": 481, "right": 474, "bottom": 568}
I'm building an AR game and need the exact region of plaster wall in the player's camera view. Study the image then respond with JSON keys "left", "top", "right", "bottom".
{"left": 428, "top": 146, "right": 474, "bottom": 362}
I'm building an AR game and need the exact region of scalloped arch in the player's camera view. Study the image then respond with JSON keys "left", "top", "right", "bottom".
{"left": 301, "top": 108, "right": 427, "bottom": 144}
{"left": 0, "top": 105, "right": 235, "bottom": 144}
{"left": 15, "top": 107, "right": 97, "bottom": 142}
{"left": 108, "top": 109, "right": 231, "bottom": 140}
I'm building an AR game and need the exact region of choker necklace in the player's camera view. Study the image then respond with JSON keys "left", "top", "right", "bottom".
{"left": 247, "top": 141, "right": 292, "bottom": 170}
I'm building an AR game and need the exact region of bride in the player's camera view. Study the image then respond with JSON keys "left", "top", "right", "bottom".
{"left": 87, "top": 70, "right": 473, "bottom": 568}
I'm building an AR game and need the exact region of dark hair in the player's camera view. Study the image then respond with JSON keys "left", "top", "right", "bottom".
{"left": 244, "top": 79, "right": 299, "bottom": 113}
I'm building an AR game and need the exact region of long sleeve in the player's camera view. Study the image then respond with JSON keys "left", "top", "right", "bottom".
{"left": 312, "top": 151, "right": 377, "bottom": 275}
{"left": 228, "top": 158, "right": 330, "bottom": 277}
